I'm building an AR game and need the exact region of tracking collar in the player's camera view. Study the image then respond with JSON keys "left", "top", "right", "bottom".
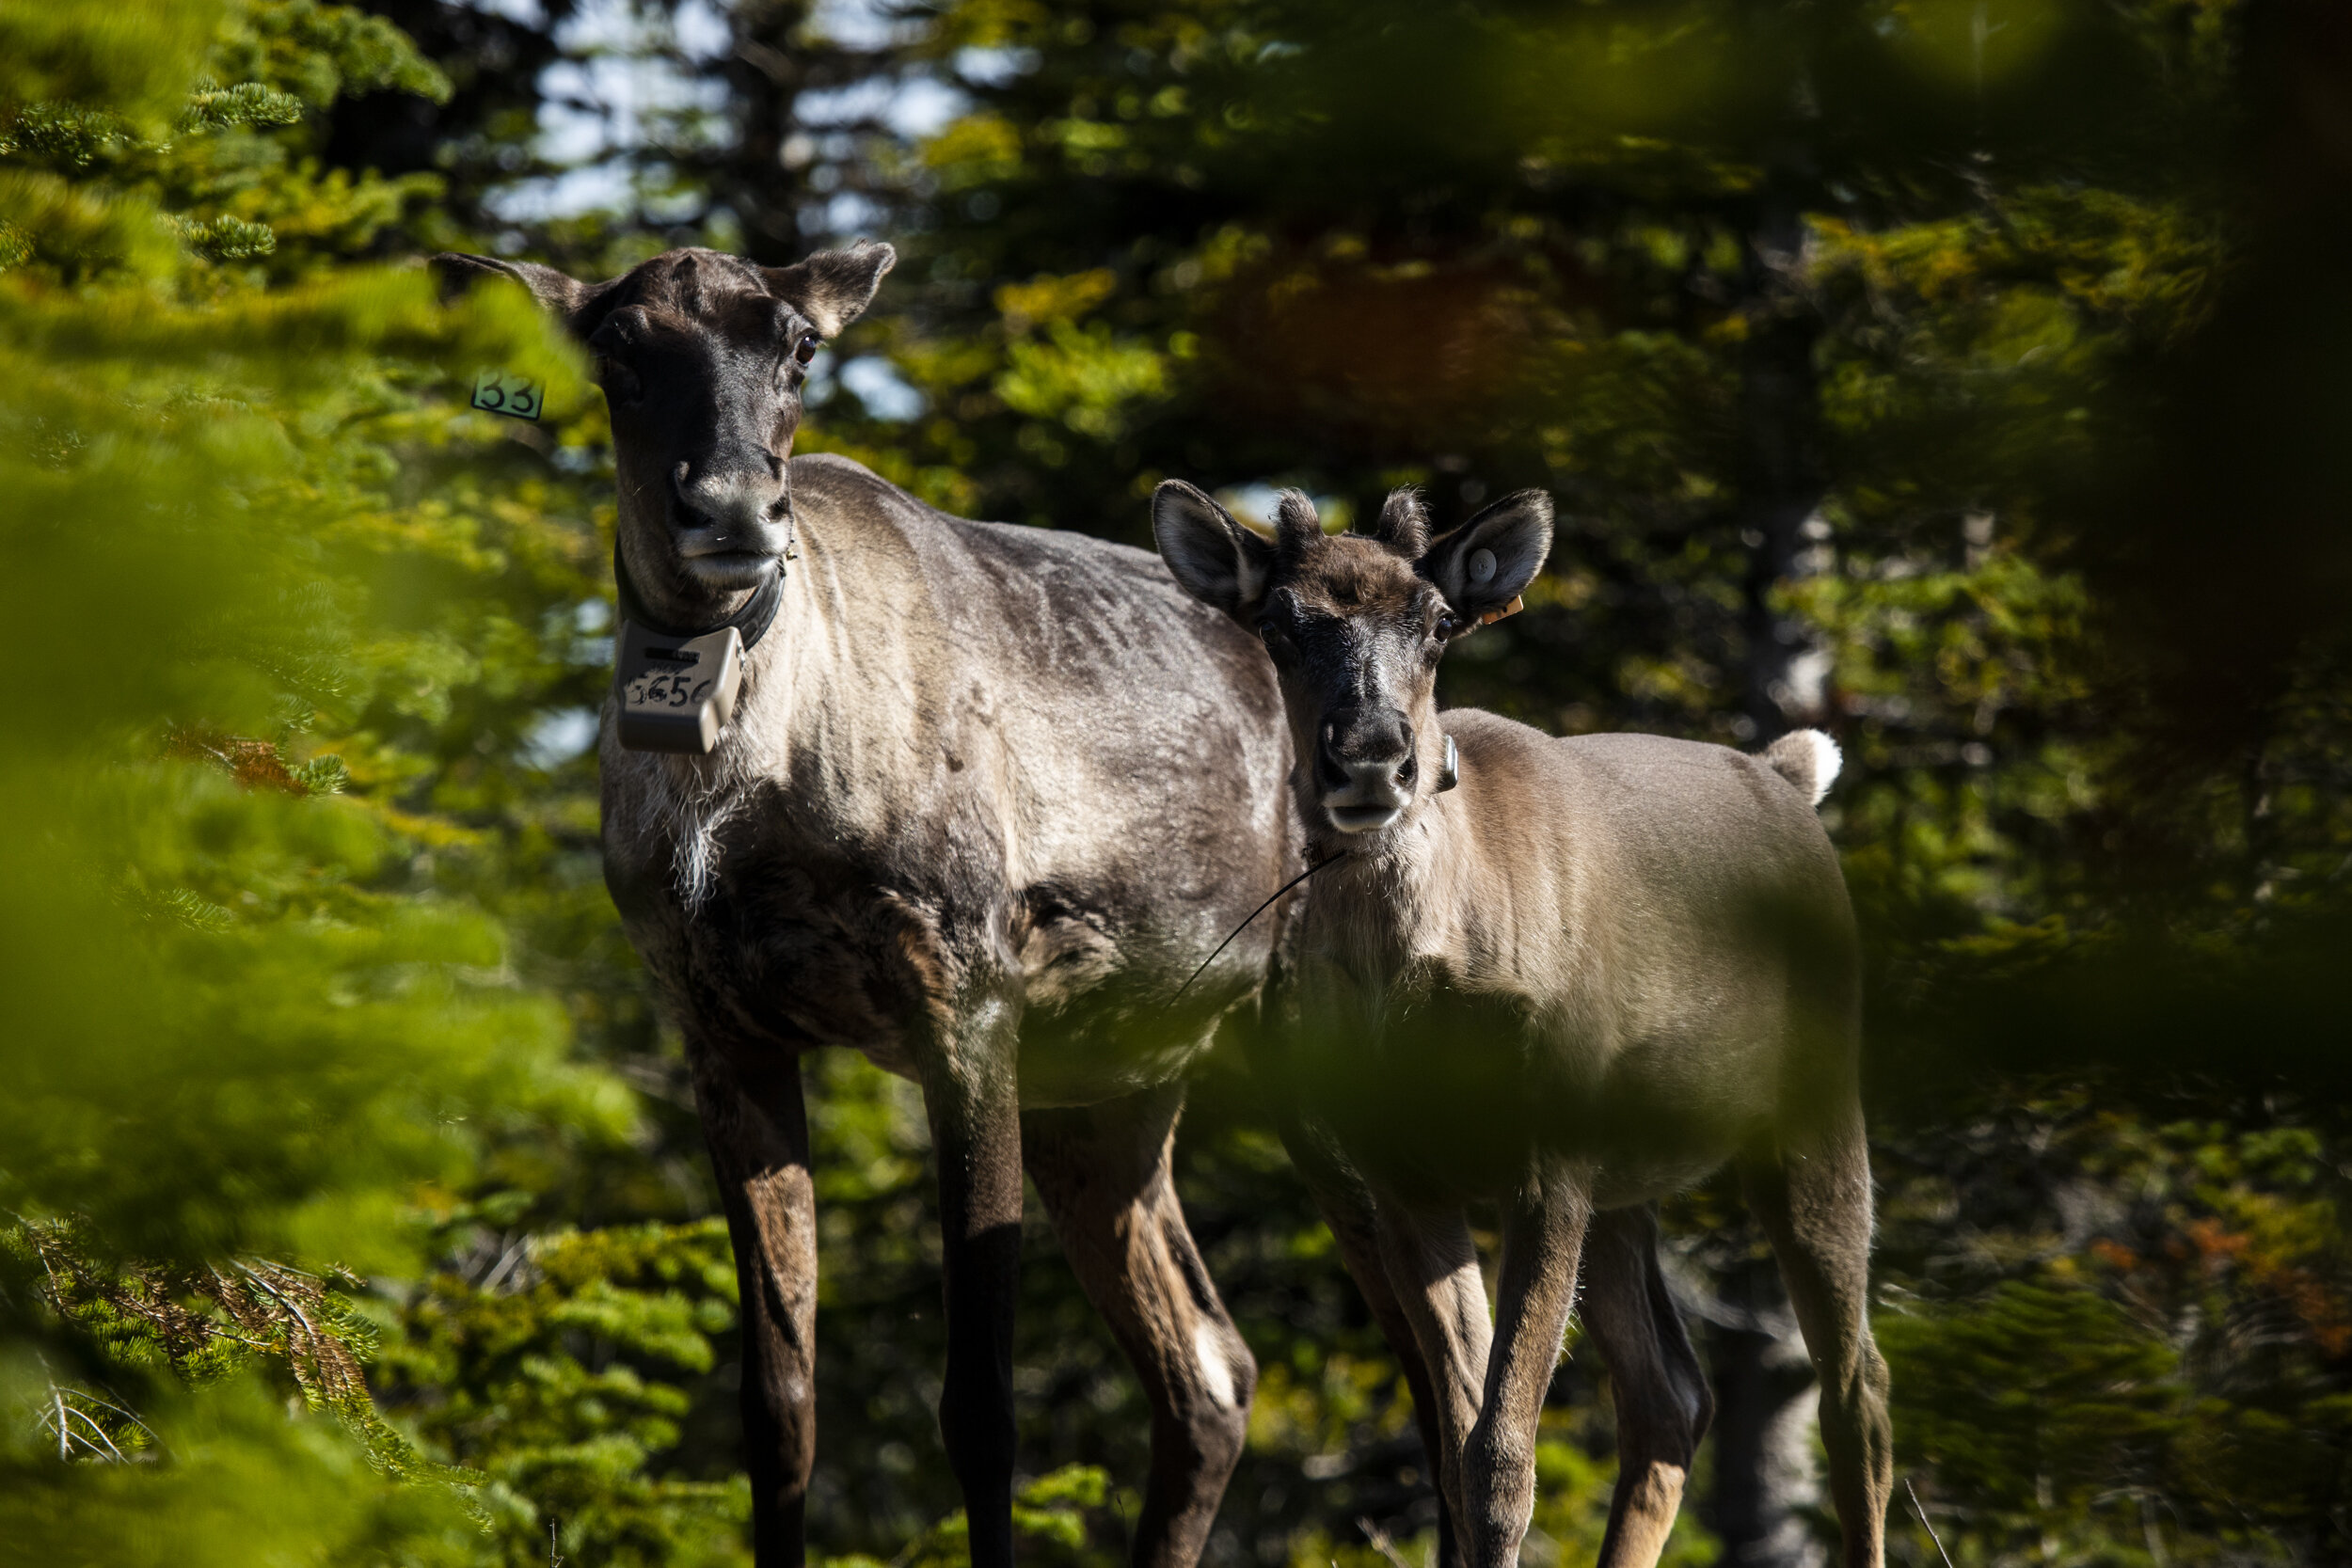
{"left": 610, "top": 547, "right": 786, "bottom": 753}
{"left": 612, "top": 545, "right": 786, "bottom": 651}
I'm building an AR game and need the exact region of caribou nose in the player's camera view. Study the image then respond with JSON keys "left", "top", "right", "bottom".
{"left": 673, "top": 453, "right": 787, "bottom": 541}
{"left": 1317, "top": 705, "right": 1416, "bottom": 793}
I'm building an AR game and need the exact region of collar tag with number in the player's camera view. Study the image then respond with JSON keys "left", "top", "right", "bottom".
{"left": 471, "top": 369, "right": 544, "bottom": 421}
{"left": 615, "top": 622, "right": 744, "bottom": 753}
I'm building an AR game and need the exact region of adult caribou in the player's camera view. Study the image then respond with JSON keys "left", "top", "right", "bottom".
{"left": 434, "top": 243, "right": 1295, "bottom": 1568}
{"left": 1154, "top": 482, "right": 1894, "bottom": 1568}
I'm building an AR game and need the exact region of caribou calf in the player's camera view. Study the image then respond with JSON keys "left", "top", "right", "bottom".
{"left": 1153, "top": 483, "right": 1893, "bottom": 1568}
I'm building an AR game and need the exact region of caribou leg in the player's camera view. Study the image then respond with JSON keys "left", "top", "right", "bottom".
{"left": 1245, "top": 979, "right": 1470, "bottom": 1567}
{"left": 1580, "top": 1207, "right": 1713, "bottom": 1568}
{"left": 1458, "top": 1166, "right": 1592, "bottom": 1568}
{"left": 1372, "top": 1202, "right": 1494, "bottom": 1546}
{"left": 1024, "top": 1083, "right": 1255, "bottom": 1568}
{"left": 921, "top": 995, "right": 1028, "bottom": 1568}
{"left": 1741, "top": 1119, "right": 1893, "bottom": 1568}
{"left": 1270, "top": 1114, "right": 1468, "bottom": 1568}
{"left": 688, "top": 1035, "right": 820, "bottom": 1568}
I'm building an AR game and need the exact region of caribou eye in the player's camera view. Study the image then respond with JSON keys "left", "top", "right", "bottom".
{"left": 594, "top": 355, "right": 643, "bottom": 404}
{"left": 1435, "top": 615, "right": 1459, "bottom": 641}
{"left": 794, "top": 332, "right": 820, "bottom": 365}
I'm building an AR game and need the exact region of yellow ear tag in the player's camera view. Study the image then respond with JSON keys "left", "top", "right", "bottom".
{"left": 1477, "top": 595, "right": 1524, "bottom": 627}
{"left": 470, "top": 369, "right": 543, "bottom": 420}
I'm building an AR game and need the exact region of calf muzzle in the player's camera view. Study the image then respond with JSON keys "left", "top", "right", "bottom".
{"left": 1317, "top": 705, "right": 1416, "bottom": 831}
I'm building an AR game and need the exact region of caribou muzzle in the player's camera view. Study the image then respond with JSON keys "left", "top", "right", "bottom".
{"left": 1316, "top": 704, "right": 1416, "bottom": 832}
{"left": 672, "top": 453, "right": 793, "bottom": 586}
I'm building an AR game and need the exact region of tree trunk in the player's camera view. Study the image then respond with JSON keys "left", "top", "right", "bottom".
{"left": 1708, "top": 161, "right": 1832, "bottom": 1568}
{"left": 1733, "top": 173, "right": 1829, "bottom": 742}
{"left": 714, "top": 0, "right": 819, "bottom": 264}
{"left": 1702, "top": 1254, "right": 1824, "bottom": 1568}
{"left": 701, "top": 0, "right": 899, "bottom": 266}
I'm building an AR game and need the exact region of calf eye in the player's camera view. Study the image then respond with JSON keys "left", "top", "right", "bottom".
{"left": 1435, "top": 615, "right": 1459, "bottom": 641}
{"left": 794, "top": 332, "right": 820, "bottom": 365}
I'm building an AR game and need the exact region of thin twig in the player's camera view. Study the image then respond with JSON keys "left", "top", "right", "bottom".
{"left": 234, "top": 1259, "right": 318, "bottom": 1338}
{"left": 76, "top": 1389, "right": 167, "bottom": 1455}
{"left": 32, "top": 1350, "right": 168, "bottom": 1462}
{"left": 1907, "top": 1479, "right": 1957, "bottom": 1568}
{"left": 59, "top": 1403, "right": 128, "bottom": 1461}
{"left": 480, "top": 1237, "right": 531, "bottom": 1294}
{"left": 16, "top": 1214, "right": 71, "bottom": 1310}
{"left": 1171, "top": 850, "right": 1346, "bottom": 1003}
{"left": 1357, "top": 1515, "right": 1416, "bottom": 1568}
{"left": 40, "top": 1389, "right": 128, "bottom": 1462}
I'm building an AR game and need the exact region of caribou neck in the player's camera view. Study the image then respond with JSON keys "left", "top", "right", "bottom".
{"left": 686, "top": 481, "right": 946, "bottom": 801}
{"left": 613, "top": 543, "right": 785, "bottom": 650}
{"left": 1305, "top": 785, "right": 1483, "bottom": 987}
{"left": 606, "top": 483, "right": 920, "bottom": 909}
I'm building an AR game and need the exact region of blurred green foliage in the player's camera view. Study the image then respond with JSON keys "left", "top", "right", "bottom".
{"left": 0, "top": 1, "right": 736, "bottom": 1561}
{"left": 4, "top": 2, "right": 2349, "bottom": 1567}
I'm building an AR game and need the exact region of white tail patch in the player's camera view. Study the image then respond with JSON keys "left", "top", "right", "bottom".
{"left": 1763, "top": 728, "right": 1842, "bottom": 807}
{"left": 1193, "top": 1321, "right": 1237, "bottom": 1409}
{"left": 1802, "top": 729, "right": 1841, "bottom": 805}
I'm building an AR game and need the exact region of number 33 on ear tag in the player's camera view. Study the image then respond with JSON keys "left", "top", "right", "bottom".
{"left": 470, "top": 369, "right": 542, "bottom": 420}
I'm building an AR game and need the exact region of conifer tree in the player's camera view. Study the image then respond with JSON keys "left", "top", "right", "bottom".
{"left": 0, "top": 4, "right": 770, "bottom": 1561}
{"left": 14, "top": 3, "right": 2344, "bottom": 1565}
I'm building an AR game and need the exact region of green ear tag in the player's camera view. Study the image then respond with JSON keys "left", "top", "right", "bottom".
{"left": 470, "top": 370, "right": 543, "bottom": 420}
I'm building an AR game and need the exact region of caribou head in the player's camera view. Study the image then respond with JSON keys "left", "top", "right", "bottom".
{"left": 1152, "top": 482, "right": 1553, "bottom": 840}
{"left": 435, "top": 243, "right": 895, "bottom": 621}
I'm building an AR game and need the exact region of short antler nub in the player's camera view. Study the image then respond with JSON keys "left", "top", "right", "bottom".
{"left": 1371, "top": 488, "right": 1430, "bottom": 555}
{"left": 1274, "top": 489, "right": 1324, "bottom": 554}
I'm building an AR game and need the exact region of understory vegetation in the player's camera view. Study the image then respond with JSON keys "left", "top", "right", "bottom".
{"left": 2, "top": 2, "right": 2346, "bottom": 1566}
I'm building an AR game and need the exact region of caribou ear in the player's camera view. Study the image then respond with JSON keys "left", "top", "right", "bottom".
{"left": 1152, "top": 481, "right": 1275, "bottom": 623}
{"left": 763, "top": 240, "right": 897, "bottom": 337}
{"left": 1422, "top": 489, "right": 1552, "bottom": 622}
{"left": 432, "top": 253, "right": 588, "bottom": 309}
{"left": 431, "top": 253, "right": 621, "bottom": 336}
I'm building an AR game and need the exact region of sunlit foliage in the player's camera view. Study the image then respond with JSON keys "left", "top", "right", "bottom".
{"left": 0, "top": 2, "right": 740, "bottom": 1561}
{"left": 6, "top": 2, "right": 2350, "bottom": 1566}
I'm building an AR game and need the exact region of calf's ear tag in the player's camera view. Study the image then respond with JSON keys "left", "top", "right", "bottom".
{"left": 1476, "top": 595, "right": 1524, "bottom": 627}
{"left": 471, "top": 369, "right": 543, "bottom": 420}
{"left": 1437, "top": 734, "right": 1460, "bottom": 792}
{"left": 616, "top": 622, "right": 744, "bottom": 753}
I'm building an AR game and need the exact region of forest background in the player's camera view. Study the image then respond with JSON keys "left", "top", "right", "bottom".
{"left": 4, "top": 1, "right": 2349, "bottom": 1565}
